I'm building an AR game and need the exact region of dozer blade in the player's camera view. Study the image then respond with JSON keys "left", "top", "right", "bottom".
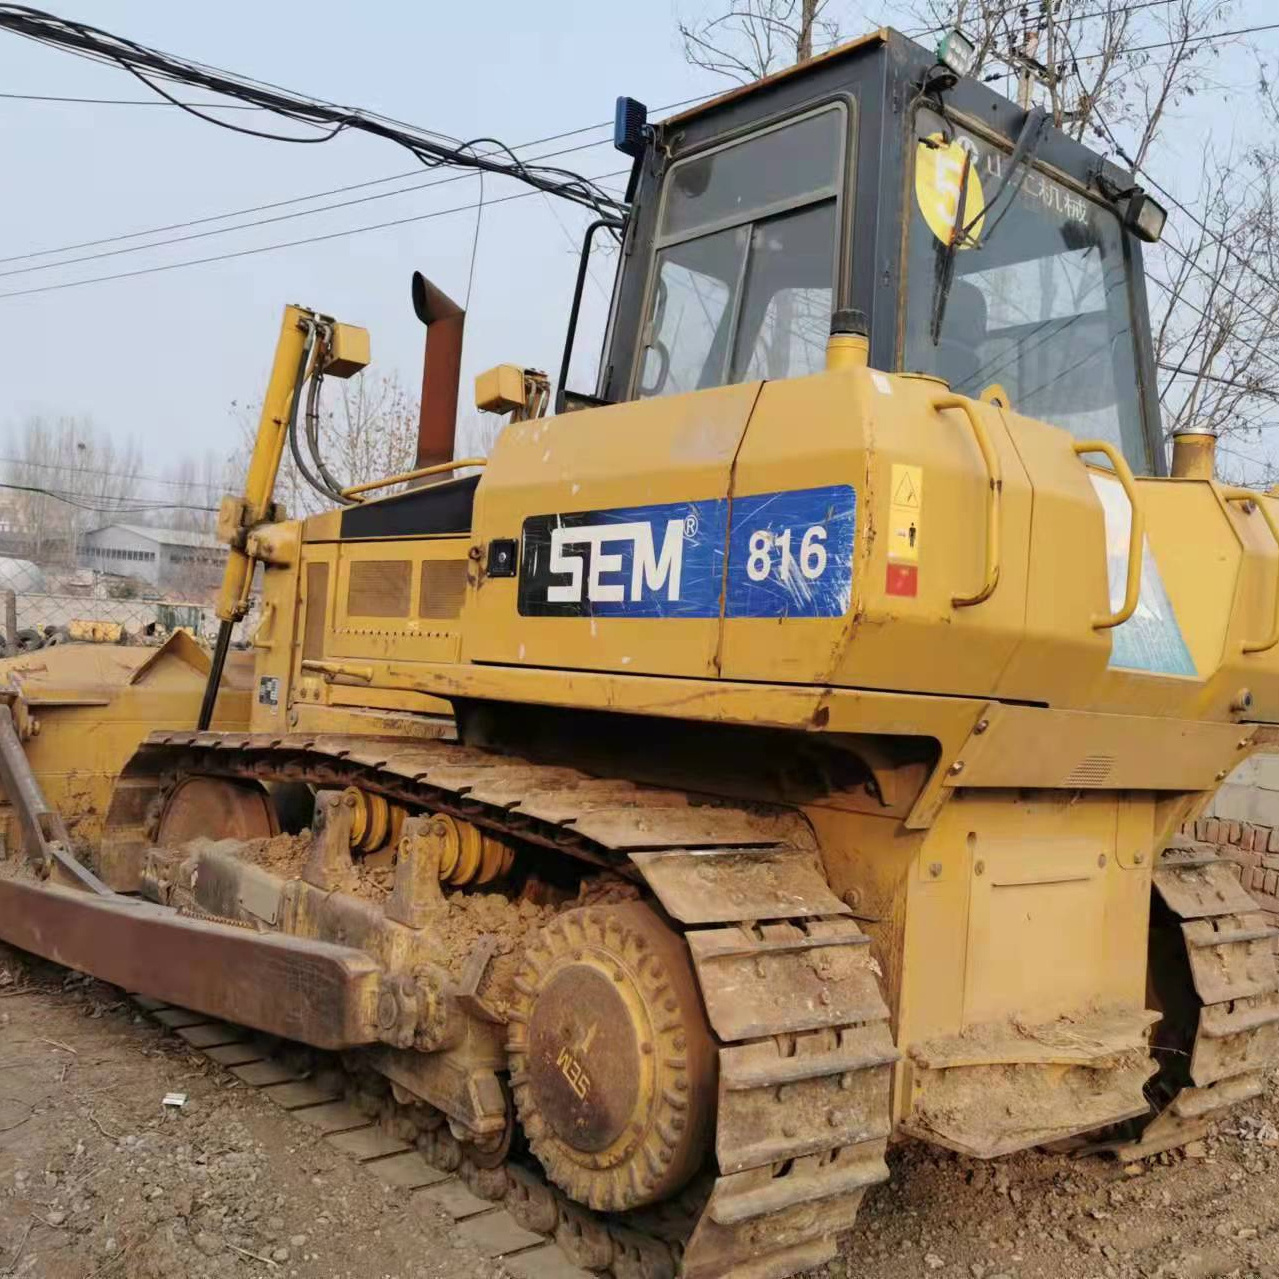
{"left": 0, "top": 700, "right": 381, "bottom": 1051}
{"left": 0, "top": 875, "right": 382, "bottom": 1050}
{"left": 0, "top": 633, "right": 254, "bottom": 858}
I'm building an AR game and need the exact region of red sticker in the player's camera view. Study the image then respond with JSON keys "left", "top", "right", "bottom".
{"left": 886, "top": 563, "right": 918, "bottom": 597}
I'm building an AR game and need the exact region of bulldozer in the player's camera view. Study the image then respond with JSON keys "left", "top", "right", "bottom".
{"left": 3, "top": 24, "right": 1279, "bottom": 1279}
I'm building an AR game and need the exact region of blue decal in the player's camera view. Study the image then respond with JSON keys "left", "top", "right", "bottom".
{"left": 726, "top": 485, "right": 857, "bottom": 618}
{"left": 1108, "top": 539, "right": 1197, "bottom": 676}
{"left": 1089, "top": 474, "right": 1196, "bottom": 677}
{"left": 518, "top": 485, "right": 856, "bottom": 619}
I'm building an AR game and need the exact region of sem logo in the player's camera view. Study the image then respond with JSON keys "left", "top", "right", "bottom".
{"left": 519, "top": 499, "right": 727, "bottom": 619}
{"left": 555, "top": 1046, "right": 592, "bottom": 1100}
{"left": 547, "top": 520, "right": 684, "bottom": 605}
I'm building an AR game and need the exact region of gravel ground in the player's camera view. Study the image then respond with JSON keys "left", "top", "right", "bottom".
{"left": 2, "top": 942, "right": 1277, "bottom": 1279}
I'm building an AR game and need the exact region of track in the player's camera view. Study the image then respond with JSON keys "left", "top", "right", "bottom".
{"left": 1118, "top": 837, "right": 1279, "bottom": 1158}
{"left": 92, "top": 729, "right": 899, "bottom": 1279}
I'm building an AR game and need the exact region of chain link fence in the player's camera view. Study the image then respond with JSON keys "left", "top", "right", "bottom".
{"left": 0, "top": 551, "right": 255, "bottom": 657}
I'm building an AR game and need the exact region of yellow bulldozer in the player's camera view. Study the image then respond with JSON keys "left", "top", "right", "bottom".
{"left": 3, "top": 24, "right": 1279, "bottom": 1279}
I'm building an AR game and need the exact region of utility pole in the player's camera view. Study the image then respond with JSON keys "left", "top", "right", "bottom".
{"left": 797, "top": 0, "right": 817, "bottom": 63}
{"left": 1017, "top": 24, "right": 1041, "bottom": 109}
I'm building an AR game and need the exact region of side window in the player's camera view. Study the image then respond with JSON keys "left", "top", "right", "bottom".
{"left": 732, "top": 202, "right": 836, "bottom": 382}
{"left": 635, "top": 106, "right": 846, "bottom": 399}
{"left": 639, "top": 227, "right": 745, "bottom": 396}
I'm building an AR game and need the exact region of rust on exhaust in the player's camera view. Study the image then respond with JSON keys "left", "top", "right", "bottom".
{"left": 410, "top": 271, "right": 465, "bottom": 469}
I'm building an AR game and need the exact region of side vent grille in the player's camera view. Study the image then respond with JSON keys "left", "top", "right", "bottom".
{"left": 1064, "top": 755, "right": 1116, "bottom": 787}
{"left": 347, "top": 560, "right": 411, "bottom": 617}
{"left": 419, "top": 560, "right": 468, "bottom": 620}
{"left": 303, "top": 561, "right": 329, "bottom": 659}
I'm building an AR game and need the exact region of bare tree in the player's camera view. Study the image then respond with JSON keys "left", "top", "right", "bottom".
{"left": 233, "top": 369, "right": 421, "bottom": 519}
{"left": 2, "top": 416, "right": 144, "bottom": 569}
{"left": 679, "top": 0, "right": 846, "bottom": 83}
{"left": 161, "top": 451, "right": 237, "bottom": 535}
{"left": 904, "top": 0, "right": 1235, "bottom": 155}
{"left": 1150, "top": 146, "right": 1279, "bottom": 481}
{"left": 899, "top": 0, "right": 1279, "bottom": 480}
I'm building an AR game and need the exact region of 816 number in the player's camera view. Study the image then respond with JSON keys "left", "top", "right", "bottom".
{"left": 745, "top": 524, "right": 828, "bottom": 583}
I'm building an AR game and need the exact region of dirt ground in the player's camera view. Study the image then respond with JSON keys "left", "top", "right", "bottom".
{"left": 2, "top": 940, "right": 1278, "bottom": 1279}
{"left": 0, "top": 944, "right": 506, "bottom": 1279}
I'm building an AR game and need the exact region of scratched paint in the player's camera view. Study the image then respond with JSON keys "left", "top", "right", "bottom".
{"left": 724, "top": 485, "right": 856, "bottom": 618}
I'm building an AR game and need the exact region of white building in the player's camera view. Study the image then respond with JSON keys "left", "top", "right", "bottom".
{"left": 81, "top": 524, "right": 223, "bottom": 592}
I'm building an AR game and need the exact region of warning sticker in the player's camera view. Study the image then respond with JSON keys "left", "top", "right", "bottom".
{"left": 887, "top": 463, "right": 922, "bottom": 596}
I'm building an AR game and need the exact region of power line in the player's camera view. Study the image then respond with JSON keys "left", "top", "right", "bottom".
{"left": 0, "top": 6, "right": 624, "bottom": 218}
{"left": 1078, "top": 97, "right": 1279, "bottom": 398}
{"left": 0, "top": 88, "right": 264, "bottom": 108}
{"left": 0, "top": 169, "right": 628, "bottom": 301}
{"left": 0, "top": 454, "right": 226, "bottom": 492}
{"left": 0, "top": 135, "right": 613, "bottom": 280}
{"left": 0, "top": 479, "right": 216, "bottom": 514}
{"left": 1074, "top": 19, "right": 1279, "bottom": 63}
{"left": 1089, "top": 108, "right": 1279, "bottom": 340}
{"left": 1157, "top": 362, "right": 1279, "bottom": 401}
{"left": 1147, "top": 269, "right": 1279, "bottom": 394}
{"left": 0, "top": 90, "right": 710, "bottom": 269}
{"left": 905, "top": 0, "right": 1180, "bottom": 42}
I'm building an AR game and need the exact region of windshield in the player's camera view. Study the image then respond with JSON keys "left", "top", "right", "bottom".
{"left": 903, "top": 108, "right": 1150, "bottom": 472}
{"left": 635, "top": 105, "right": 846, "bottom": 398}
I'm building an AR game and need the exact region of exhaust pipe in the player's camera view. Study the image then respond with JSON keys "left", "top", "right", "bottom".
{"left": 410, "top": 272, "right": 465, "bottom": 468}
{"left": 1170, "top": 431, "right": 1216, "bottom": 481}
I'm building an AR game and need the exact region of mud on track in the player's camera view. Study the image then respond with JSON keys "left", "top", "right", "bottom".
{"left": 2, "top": 942, "right": 1278, "bottom": 1279}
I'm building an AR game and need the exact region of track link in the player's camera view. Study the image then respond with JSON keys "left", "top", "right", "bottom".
{"left": 99, "top": 730, "right": 896, "bottom": 1278}
{"left": 1120, "top": 837, "right": 1279, "bottom": 1158}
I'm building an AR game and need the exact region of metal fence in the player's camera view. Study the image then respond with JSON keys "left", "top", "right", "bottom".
{"left": 0, "top": 554, "right": 254, "bottom": 656}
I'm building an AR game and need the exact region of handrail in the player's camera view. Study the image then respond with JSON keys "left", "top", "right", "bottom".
{"left": 341, "top": 457, "right": 487, "bottom": 500}
{"left": 1074, "top": 440, "right": 1144, "bottom": 630}
{"left": 932, "top": 394, "right": 1002, "bottom": 608}
{"left": 1221, "top": 486, "right": 1279, "bottom": 655}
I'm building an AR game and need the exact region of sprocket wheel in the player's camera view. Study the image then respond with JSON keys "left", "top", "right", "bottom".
{"left": 506, "top": 902, "right": 716, "bottom": 1212}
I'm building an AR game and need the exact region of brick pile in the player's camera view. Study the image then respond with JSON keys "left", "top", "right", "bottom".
{"left": 1185, "top": 815, "right": 1279, "bottom": 914}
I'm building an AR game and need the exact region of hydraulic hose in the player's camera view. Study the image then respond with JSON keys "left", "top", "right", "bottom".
{"left": 196, "top": 617, "right": 234, "bottom": 732}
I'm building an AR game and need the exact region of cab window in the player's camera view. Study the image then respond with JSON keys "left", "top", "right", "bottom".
{"left": 903, "top": 107, "right": 1150, "bottom": 472}
{"left": 635, "top": 106, "right": 846, "bottom": 398}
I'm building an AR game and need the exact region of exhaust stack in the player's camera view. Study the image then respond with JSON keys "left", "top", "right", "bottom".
{"left": 410, "top": 272, "right": 465, "bottom": 468}
{"left": 1170, "top": 431, "right": 1216, "bottom": 481}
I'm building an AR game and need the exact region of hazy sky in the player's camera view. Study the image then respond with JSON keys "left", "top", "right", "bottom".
{"left": 0, "top": 1, "right": 1272, "bottom": 498}
{"left": 0, "top": 0, "right": 735, "bottom": 489}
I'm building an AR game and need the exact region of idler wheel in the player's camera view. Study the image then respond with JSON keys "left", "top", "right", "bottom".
{"left": 506, "top": 902, "right": 715, "bottom": 1211}
{"left": 155, "top": 776, "right": 276, "bottom": 844}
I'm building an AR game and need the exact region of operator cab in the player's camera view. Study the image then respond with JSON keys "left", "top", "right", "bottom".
{"left": 583, "top": 29, "right": 1165, "bottom": 475}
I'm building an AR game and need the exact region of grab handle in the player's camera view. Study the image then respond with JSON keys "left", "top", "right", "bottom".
{"left": 1075, "top": 440, "right": 1144, "bottom": 630}
{"left": 1221, "top": 486, "right": 1279, "bottom": 655}
{"left": 933, "top": 394, "right": 1001, "bottom": 608}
